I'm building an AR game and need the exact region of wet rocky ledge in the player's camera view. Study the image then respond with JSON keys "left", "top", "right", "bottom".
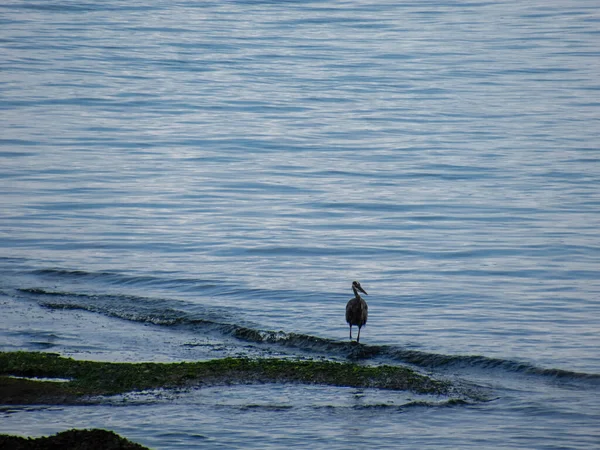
{"left": 0, "top": 351, "right": 457, "bottom": 449}
{"left": 0, "top": 351, "right": 451, "bottom": 406}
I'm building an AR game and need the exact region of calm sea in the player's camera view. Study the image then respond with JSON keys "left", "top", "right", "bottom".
{"left": 1, "top": 1, "right": 599, "bottom": 448}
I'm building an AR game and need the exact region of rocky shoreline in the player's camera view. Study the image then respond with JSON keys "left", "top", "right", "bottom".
{"left": 1, "top": 351, "right": 460, "bottom": 448}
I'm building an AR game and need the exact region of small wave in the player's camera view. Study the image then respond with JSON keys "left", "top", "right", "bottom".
{"left": 228, "top": 329, "right": 600, "bottom": 385}
{"left": 18, "top": 287, "right": 226, "bottom": 328}
{"left": 351, "top": 398, "right": 471, "bottom": 410}
{"left": 17, "top": 287, "right": 600, "bottom": 386}
{"left": 29, "top": 268, "right": 234, "bottom": 294}
{"left": 383, "top": 349, "right": 600, "bottom": 383}
{"left": 202, "top": 325, "right": 597, "bottom": 384}
{"left": 238, "top": 404, "right": 295, "bottom": 412}
{"left": 32, "top": 268, "right": 100, "bottom": 279}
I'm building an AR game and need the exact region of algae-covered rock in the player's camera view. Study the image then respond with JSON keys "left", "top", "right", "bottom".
{"left": 0, "top": 428, "right": 149, "bottom": 450}
{"left": 0, "top": 351, "right": 450, "bottom": 405}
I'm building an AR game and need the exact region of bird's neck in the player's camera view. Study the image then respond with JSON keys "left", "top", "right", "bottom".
{"left": 352, "top": 287, "right": 360, "bottom": 299}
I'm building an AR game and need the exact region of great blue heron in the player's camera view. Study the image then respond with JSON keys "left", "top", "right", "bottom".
{"left": 346, "top": 280, "right": 368, "bottom": 343}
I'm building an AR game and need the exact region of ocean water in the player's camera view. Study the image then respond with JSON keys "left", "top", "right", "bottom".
{"left": 1, "top": 0, "right": 600, "bottom": 448}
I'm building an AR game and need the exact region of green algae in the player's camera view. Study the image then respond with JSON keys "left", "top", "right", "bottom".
{"left": 0, "top": 351, "right": 450, "bottom": 405}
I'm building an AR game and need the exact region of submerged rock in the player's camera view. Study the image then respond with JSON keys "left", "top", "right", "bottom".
{"left": 0, "top": 429, "right": 149, "bottom": 450}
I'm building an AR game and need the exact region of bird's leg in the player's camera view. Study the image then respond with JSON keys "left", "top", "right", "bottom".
{"left": 349, "top": 325, "right": 353, "bottom": 340}
{"left": 356, "top": 327, "right": 361, "bottom": 344}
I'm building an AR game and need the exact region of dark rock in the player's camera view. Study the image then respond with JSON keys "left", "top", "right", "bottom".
{"left": 0, "top": 429, "right": 149, "bottom": 450}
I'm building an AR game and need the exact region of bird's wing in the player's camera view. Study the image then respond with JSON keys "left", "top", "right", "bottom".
{"left": 345, "top": 299, "right": 355, "bottom": 323}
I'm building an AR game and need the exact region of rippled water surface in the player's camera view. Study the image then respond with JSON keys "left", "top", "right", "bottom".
{"left": 1, "top": 0, "right": 600, "bottom": 448}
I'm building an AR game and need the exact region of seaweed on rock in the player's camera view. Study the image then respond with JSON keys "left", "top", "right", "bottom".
{"left": 0, "top": 351, "right": 451, "bottom": 405}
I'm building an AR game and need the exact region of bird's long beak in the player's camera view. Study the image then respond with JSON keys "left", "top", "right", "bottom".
{"left": 359, "top": 286, "right": 368, "bottom": 295}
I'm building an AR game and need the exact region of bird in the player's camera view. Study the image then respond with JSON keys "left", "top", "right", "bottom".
{"left": 346, "top": 280, "right": 368, "bottom": 343}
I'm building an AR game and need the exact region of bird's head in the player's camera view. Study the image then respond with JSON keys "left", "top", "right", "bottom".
{"left": 352, "top": 280, "right": 368, "bottom": 295}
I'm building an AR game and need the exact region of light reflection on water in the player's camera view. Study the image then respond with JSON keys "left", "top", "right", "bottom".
{"left": 1, "top": 0, "right": 600, "bottom": 448}
{"left": 1, "top": 383, "right": 598, "bottom": 449}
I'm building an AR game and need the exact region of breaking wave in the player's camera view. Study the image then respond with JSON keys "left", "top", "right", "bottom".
{"left": 16, "top": 286, "right": 600, "bottom": 387}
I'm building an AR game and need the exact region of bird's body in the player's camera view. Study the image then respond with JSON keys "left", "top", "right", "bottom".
{"left": 346, "top": 281, "right": 368, "bottom": 343}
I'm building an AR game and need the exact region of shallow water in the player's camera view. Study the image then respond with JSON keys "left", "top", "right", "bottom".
{"left": 1, "top": 0, "right": 600, "bottom": 448}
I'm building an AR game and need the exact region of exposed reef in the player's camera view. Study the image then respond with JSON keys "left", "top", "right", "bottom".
{"left": 0, "top": 351, "right": 450, "bottom": 405}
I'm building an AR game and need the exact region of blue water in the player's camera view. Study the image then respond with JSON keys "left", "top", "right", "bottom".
{"left": 1, "top": 0, "right": 600, "bottom": 448}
